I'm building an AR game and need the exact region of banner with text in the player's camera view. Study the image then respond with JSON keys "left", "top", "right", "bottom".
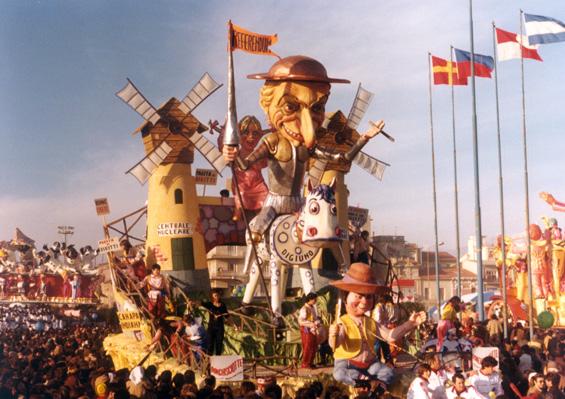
{"left": 210, "top": 355, "right": 244, "bottom": 381}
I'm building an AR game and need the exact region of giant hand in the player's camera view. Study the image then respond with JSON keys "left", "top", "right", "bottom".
{"left": 409, "top": 311, "right": 427, "bottom": 326}
{"left": 223, "top": 145, "right": 239, "bottom": 163}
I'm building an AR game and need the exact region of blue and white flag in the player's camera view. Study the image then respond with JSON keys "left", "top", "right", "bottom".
{"left": 524, "top": 13, "right": 565, "bottom": 45}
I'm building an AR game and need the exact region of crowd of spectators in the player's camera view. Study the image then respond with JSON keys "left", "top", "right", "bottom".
{"left": 407, "top": 313, "right": 565, "bottom": 399}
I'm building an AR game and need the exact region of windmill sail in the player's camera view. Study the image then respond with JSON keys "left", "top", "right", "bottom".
{"left": 116, "top": 79, "right": 161, "bottom": 125}
{"left": 188, "top": 132, "right": 227, "bottom": 175}
{"left": 308, "top": 159, "right": 329, "bottom": 187}
{"left": 346, "top": 84, "right": 374, "bottom": 130}
{"left": 126, "top": 140, "right": 173, "bottom": 184}
{"left": 353, "top": 151, "right": 389, "bottom": 181}
{"left": 178, "top": 73, "right": 222, "bottom": 115}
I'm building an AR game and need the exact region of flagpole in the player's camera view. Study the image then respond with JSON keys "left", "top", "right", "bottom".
{"left": 449, "top": 46, "right": 462, "bottom": 298}
{"left": 492, "top": 22, "right": 509, "bottom": 339}
{"left": 224, "top": 21, "right": 274, "bottom": 318}
{"left": 224, "top": 20, "right": 240, "bottom": 147}
{"left": 427, "top": 52, "right": 442, "bottom": 313}
{"left": 469, "top": 0, "right": 485, "bottom": 321}
{"left": 519, "top": 9, "right": 535, "bottom": 338}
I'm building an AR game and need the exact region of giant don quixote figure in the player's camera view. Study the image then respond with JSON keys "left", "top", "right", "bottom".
{"left": 223, "top": 56, "right": 385, "bottom": 316}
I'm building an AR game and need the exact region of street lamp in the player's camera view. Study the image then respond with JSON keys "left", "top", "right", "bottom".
{"left": 57, "top": 225, "right": 74, "bottom": 246}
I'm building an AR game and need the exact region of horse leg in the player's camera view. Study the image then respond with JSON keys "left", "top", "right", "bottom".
{"left": 270, "top": 255, "right": 282, "bottom": 316}
{"left": 298, "top": 262, "right": 315, "bottom": 295}
{"left": 242, "top": 258, "right": 261, "bottom": 306}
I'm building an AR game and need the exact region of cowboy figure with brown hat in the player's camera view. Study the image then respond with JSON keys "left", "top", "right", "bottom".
{"left": 222, "top": 55, "right": 385, "bottom": 243}
{"left": 329, "top": 262, "right": 427, "bottom": 387}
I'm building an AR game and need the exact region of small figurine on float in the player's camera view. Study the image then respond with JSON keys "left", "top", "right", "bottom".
{"left": 328, "top": 262, "right": 426, "bottom": 387}
{"left": 529, "top": 224, "right": 552, "bottom": 299}
{"left": 139, "top": 263, "right": 170, "bottom": 319}
{"left": 543, "top": 218, "right": 565, "bottom": 300}
{"left": 70, "top": 274, "right": 80, "bottom": 299}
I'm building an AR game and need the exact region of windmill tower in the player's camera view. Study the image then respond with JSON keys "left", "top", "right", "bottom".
{"left": 309, "top": 84, "right": 391, "bottom": 276}
{"left": 116, "top": 73, "right": 226, "bottom": 286}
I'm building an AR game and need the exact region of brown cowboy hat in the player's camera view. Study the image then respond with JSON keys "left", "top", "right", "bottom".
{"left": 247, "top": 55, "right": 350, "bottom": 84}
{"left": 330, "top": 262, "right": 387, "bottom": 294}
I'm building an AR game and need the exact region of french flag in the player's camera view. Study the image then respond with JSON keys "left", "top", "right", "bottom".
{"left": 454, "top": 48, "right": 494, "bottom": 78}
{"left": 496, "top": 27, "right": 542, "bottom": 62}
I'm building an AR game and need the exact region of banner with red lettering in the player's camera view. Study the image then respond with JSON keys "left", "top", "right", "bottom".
{"left": 210, "top": 355, "right": 244, "bottom": 381}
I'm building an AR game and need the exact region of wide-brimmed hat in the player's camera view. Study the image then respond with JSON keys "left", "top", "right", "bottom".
{"left": 330, "top": 262, "right": 386, "bottom": 294}
{"left": 247, "top": 55, "right": 350, "bottom": 84}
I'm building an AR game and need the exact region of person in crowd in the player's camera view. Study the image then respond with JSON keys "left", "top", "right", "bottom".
{"left": 407, "top": 363, "right": 433, "bottom": 399}
{"left": 182, "top": 314, "right": 208, "bottom": 362}
{"left": 117, "top": 239, "right": 146, "bottom": 282}
{"left": 139, "top": 264, "right": 169, "bottom": 319}
{"left": 468, "top": 356, "right": 504, "bottom": 398}
{"left": 486, "top": 314, "right": 503, "bottom": 346}
{"left": 544, "top": 372, "right": 565, "bottom": 399}
{"left": 437, "top": 296, "right": 461, "bottom": 352}
{"left": 352, "top": 230, "right": 370, "bottom": 264}
{"left": 298, "top": 292, "right": 322, "bottom": 369}
{"left": 446, "top": 373, "right": 483, "bottom": 399}
{"left": 202, "top": 289, "right": 229, "bottom": 355}
{"left": 427, "top": 355, "right": 450, "bottom": 399}
{"left": 441, "top": 327, "right": 470, "bottom": 370}
{"left": 525, "top": 372, "right": 546, "bottom": 398}
{"left": 372, "top": 295, "right": 396, "bottom": 363}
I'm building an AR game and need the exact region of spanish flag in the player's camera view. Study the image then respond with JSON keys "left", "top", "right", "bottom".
{"left": 229, "top": 22, "right": 279, "bottom": 58}
{"left": 431, "top": 55, "right": 467, "bottom": 86}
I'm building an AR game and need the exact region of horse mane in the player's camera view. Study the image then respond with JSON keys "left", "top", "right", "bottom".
{"left": 308, "top": 184, "right": 335, "bottom": 203}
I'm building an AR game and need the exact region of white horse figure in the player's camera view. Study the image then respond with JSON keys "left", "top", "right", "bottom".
{"left": 242, "top": 179, "right": 342, "bottom": 316}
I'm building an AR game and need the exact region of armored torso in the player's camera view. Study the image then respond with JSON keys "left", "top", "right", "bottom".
{"left": 264, "top": 133, "right": 310, "bottom": 197}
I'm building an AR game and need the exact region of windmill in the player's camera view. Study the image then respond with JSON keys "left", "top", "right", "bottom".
{"left": 115, "top": 73, "right": 226, "bottom": 284}
{"left": 308, "top": 84, "right": 392, "bottom": 273}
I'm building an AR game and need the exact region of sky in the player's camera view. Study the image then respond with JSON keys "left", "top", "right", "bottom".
{"left": 0, "top": 0, "right": 564, "bottom": 255}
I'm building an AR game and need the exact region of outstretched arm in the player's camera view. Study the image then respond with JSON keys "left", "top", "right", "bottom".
{"left": 540, "top": 192, "right": 565, "bottom": 212}
{"left": 378, "top": 311, "right": 426, "bottom": 343}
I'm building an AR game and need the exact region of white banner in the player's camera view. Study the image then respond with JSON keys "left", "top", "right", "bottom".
{"left": 98, "top": 237, "right": 121, "bottom": 254}
{"left": 472, "top": 347, "right": 499, "bottom": 371}
{"left": 210, "top": 355, "right": 244, "bottom": 381}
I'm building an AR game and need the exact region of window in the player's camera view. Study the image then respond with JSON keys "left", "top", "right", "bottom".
{"left": 174, "top": 189, "right": 183, "bottom": 204}
{"left": 424, "top": 287, "right": 430, "bottom": 299}
{"left": 171, "top": 237, "right": 194, "bottom": 270}
{"left": 439, "top": 287, "right": 445, "bottom": 301}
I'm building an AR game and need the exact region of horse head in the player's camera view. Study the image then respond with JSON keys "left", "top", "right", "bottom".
{"left": 297, "top": 178, "right": 341, "bottom": 246}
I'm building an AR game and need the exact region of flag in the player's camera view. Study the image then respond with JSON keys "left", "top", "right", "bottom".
{"left": 524, "top": 13, "right": 565, "bottom": 45}
{"left": 496, "top": 27, "right": 542, "bottom": 61}
{"left": 230, "top": 22, "right": 279, "bottom": 57}
{"left": 431, "top": 56, "right": 468, "bottom": 85}
{"left": 454, "top": 48, "right": 494, "bottom": 78}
